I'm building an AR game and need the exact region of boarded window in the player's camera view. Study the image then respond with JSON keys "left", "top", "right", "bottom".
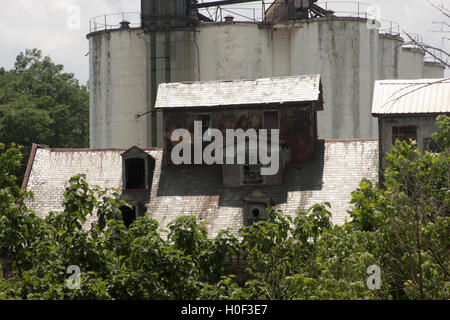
{"left": 392, "top": 126, "right": 417, "bottom": 144}
{"left": 125, "top": 158, "right": 145, "bottom": 189}
{"left": 242, "top": 164, "right": 264, "bottom": 185}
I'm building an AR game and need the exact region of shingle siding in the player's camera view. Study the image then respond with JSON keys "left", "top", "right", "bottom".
{"left": 24, "top": 140, "right": 378, "bottom": 236}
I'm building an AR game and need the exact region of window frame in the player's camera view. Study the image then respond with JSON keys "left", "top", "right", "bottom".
{"left": 241, "top": 164, "right": 265, "bottom": 186}
{"left": 392, "top": 125, "right": 417, "bottom": 144}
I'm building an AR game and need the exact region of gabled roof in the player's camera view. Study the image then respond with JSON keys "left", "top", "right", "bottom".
{"left": 371, "top": 78, "right": 450, "bottom": 116}
{"left": 155, "top": 75, "right": 322, "bottom": 109}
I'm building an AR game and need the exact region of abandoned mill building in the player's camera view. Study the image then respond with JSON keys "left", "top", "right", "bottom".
{"left": 21, "top": 0, "right": 448, "bottom": 235}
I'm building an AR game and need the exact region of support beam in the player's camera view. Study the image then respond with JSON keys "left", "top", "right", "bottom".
{"left": 193, "top": 0, "right": 259, "bottom": 9}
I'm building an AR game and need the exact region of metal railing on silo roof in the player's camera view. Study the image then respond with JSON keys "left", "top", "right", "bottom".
{"left": 316, "top": 1, "right": 400, "bottom": 35}
{"left": 197, "top": 1, "right": 400, "bottom": 36}
{"left": 89, "top": 12, "right": 141, "bottom": 33}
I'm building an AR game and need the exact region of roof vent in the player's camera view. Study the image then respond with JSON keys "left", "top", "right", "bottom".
{"left": 120, "top": 20, "right": 130, "bottom": 29}
{"left": 224, "top": 15, "right": 234, "bottom": 23}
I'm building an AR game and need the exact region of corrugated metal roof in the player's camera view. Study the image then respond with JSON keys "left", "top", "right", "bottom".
{"left": 155, "top": 75, "right": 322, "bottom": 109}
{"left": 372, "top": 78, "right": 450, "bottom": 115}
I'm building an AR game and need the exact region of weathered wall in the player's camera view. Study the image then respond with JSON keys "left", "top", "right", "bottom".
{"left": 162, "top": 104, "right": 315, "bottom": 165}
{"left": 195, "top": 23, "right": 273, "bottom": 81}
{"left": 423, "top": 61, "right": 446, "bottom": 79}
{"left": 88, "top": 19, "right": 443, "bottom": 148}
{"left": 88, "top": 29, "right": 148, "bottom": 149}
{"left": 289, "top": 18, "right": 379, "bottom": 139}
{"left": 378, "top": 34, "right": 402, "bottom": 80}
{"left": 398, "top": 47, "right": 425, "bottom": 79}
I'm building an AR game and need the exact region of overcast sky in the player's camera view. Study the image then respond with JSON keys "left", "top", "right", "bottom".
{"left": 0, "top": 0, "right": 448, "bottom": 84}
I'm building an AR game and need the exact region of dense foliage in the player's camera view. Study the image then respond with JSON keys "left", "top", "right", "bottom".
{"left": 0, "top": 116, "right": 448, "bottom": 300}
{"left": 0, "top": 49, "right": 89, "bottom": 179}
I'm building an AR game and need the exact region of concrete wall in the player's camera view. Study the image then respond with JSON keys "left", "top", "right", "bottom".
{"left": 423, "top": 61, "right": 446, "bottom": 79}
{"left": 88, "top": 18, "right": 444, "bottom": 148}
{"left": 398, "top": 47, "right": 425, "bottom": 79}
{"left": 88, "top": 29, "right": 147, "bottom": 148}
{"left": 195, "top": 23, "right": 273, "bottom": 81}
{"left": 378, "top": 34, "right": 402, "bottom": 80}
{"left": 289, "top": 18, "right": 379, "bottom": 139}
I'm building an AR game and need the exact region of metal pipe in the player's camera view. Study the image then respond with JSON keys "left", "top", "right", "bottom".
{"left": 150, "top": 32, "right": 157, "bottom": 147}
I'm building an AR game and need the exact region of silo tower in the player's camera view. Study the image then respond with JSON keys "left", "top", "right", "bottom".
{"left": 141, "top": 0, "right": 199, "bottom": 147}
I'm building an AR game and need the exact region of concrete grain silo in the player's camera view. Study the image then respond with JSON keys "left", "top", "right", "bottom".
{"left": 87, "top": 0, "right": 446, "bottom": 148}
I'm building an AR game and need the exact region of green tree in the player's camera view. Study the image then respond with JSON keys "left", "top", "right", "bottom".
{"left": 349, "top": 115, "right": 450, "bottom": 299}
{"left": 0, "top": 115, "right": 448, "bottom": 300}
{"left": 0, "top": 49, "right": 89, "bottom": 180}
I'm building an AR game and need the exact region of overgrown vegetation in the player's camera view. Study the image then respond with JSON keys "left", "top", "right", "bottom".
{"left": 0, "top": 116, "right": 448, "bottom": 300}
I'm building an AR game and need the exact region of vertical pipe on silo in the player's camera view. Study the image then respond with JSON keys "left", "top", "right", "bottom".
{"left": 151, "top": 32, "right": 157, "bottom": 147}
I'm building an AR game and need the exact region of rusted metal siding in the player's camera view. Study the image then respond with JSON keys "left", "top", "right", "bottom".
{"left": 141, "top": 0, "right": 193, "bottom": 30}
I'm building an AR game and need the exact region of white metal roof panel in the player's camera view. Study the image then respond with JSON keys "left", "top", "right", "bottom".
{"left": 155, "top": 75, "right": 322, "bottom": 109}
{"left": 372, "top": 78, "right": 450, "bottom": 115}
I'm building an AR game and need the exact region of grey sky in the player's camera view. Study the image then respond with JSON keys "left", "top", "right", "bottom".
{"left": 0, "top": 0, "right": 448, "bottom": 84}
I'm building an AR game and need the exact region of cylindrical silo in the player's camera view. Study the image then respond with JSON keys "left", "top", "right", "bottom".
{"left": 88, "top": 28, "right": 148, "bottom": 149}
{"left": 289, "top": 17, "right": 379, "bottom": 139}
{"left": 378, "top": 33, "right": 403, "bottom": 80}
{"left": 195, "top": 23, "right": 273, "bottom": 81}
{"left": 398, "top": 47, "right": 425, "bottom": 79}
{"left": 422, "top": 61, "right": 445, "bottom": 78}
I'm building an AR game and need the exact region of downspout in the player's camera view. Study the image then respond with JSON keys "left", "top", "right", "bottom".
{"left": 378, "top": 116, "right": 384, "bottom": 187}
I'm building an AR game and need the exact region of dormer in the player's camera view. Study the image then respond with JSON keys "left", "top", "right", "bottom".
{"left": 121, "top": 146, "right": 155, "bottom": 191}
{"left": 243, "top": 190, "right": 275, "bottom": 226}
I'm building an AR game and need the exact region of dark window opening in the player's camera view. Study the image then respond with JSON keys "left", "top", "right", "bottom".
{"left": 424, "top": 137, "right": 442, "bottom": 153}
{"left": 252, "top": 208, "right": 260, "bottom": 217}
{"left": 195, "top": 114, "right": 211, "bottom": 135}
{"left": 263, "top": 111, "right": 279, "bottom": 139}
{"left": 392, "top": 126, "right": 417, "bottom": 144}
{"left": 263, "top": 111, "right": 279, "bottom": 130}
{"left": 242, "top": 164, "right": 264, "bottom": 185}
{"left": 125, "top": 158, "right": 145, "bottom": 189}
{"left": 120, "top": 206, "right": 136, "bottom": 228}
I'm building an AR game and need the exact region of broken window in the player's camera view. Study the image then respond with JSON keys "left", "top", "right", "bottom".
{"left": 392, "top": 126, "right": 417, "bottom": 144}
{"left": 125, "top": 158, "right": 145, "bottom": 189}
{"left": 195, "top": 113, "right": 211, "bottom": 135}
{"left": 242, "top": 164, "right": 264, "bottom": 185}
{"left": 120, "top": 205, "right": 136, "bottom": 228}
{"left": 424, "top": 137, "right": 442, "bottom": 153}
